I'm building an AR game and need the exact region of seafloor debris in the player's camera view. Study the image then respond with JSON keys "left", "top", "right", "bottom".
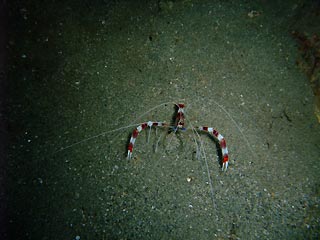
{"left": 292, "top": 31, "right": 320, "bottom": 122}
{"left": 247, "top": 10, "right": 261, "bottom": 18}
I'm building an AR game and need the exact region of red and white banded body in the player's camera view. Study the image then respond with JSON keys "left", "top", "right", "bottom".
{"left": 198, "top": 126, "right": 229, "bottom": 171}
{"left": 127, "top": 103, "right": 229, "bottom": 171}
{"left": 127, "top": 121, "right": 167, "bottom": 159}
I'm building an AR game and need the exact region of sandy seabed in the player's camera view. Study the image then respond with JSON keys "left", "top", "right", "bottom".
{"left": 6, "top": 0, "right": 320, "bottom": 239}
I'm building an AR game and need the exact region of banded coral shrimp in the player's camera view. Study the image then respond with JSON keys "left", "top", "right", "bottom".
{"left": 54, "top": 100, "right": 250, "bottom": 176}
{"left": 50, "top": 98, "right": 272, "bottom": 238}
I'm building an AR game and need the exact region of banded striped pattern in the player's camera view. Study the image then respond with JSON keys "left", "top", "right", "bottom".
{"left": 127, "top": 121, "right": 167, "bottom": 159}
{"left": 127, "top": 103, "right": 229, "bottom": 171}
{"left": 175, "top": 103, "right": 185, "bottom": 129}
{"left": 198, "top": 126, "right": 229, "bottom": 171}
